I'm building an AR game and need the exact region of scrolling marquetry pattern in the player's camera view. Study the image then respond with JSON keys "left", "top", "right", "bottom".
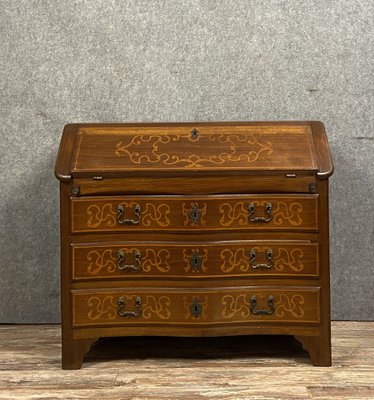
{"left": 85, "top": 248, "right": 171, "bottom": 275}
{"left": 219, "top": 201, "right": 303, "bottom": 227}
{"left": 114, "top": 133, "right": 273, "bottom": 168}
{"left": 220, "top": 247, "right": 305, "bottom": 273}
{"left": 87, "top": 295, "right": 172, "bottom": 321}
{"left": 86, "top": 202, "right": 170, "bottom": 228}
{"left": 221, "top": 294, "right": 305, "bottom": 319}
{"left": 183, "top": 296, "right": 209, "bottom": 320}
{"left": 182, "top": 202, "right": 207, "bottom": 226}
{"left": 183, "top": 249, "right": 208, "bottom": 273}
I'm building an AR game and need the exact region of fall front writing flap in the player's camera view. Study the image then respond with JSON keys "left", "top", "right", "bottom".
{"left": 55, "top": 122, "right": 334, "bottom": 180}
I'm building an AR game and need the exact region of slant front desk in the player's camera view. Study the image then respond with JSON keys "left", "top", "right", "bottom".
{"left": 55, "top": 121, "right": 334, "bottom": 369}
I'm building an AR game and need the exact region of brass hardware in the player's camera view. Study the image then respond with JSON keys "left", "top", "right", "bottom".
{"left": 249, "top": 249, "right": 274, "bottom": 270}
{"left": 117, "top": 204, "right": 141, "bottom": 225}
{"left": 92, "top": 176, "right": 103, "bottom": 180}
{"left": 117, "top": 296, "right": 142, "bottom": 317}
{"left": 190, "top": 298, "right": 203, "bottom": 318}
{"left": 71, "top": 186, "right": 80, "bottom": 196}
{"left": 188, "top": 205, "right": 201, "bottom": 224}
{"left": 189, "top": 251, "right": 202, "bottom": 271}
{"left": 117, "top": 250, "right": 142, "bottom": 272}
{"left": 190, "top": 128, "right": 200, "bottom": 139}
{"left": 309, "top": 183, "right": 317, "bottom": 193}
{"left": 250, "top": 295, "right": 275, "bottom": 315}
{"left": 248, "top": 202, "right": 273, "bottom": 223}
{"left": 285, "top": 173, "right": 297, "bottom": 178}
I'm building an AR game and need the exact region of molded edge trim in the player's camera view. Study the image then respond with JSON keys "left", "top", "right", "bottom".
{"left": 310, "top": 121, "right": 334, "bottom": 179}
{"left": 55, "top": 124, "right": 80, "bottom": 182}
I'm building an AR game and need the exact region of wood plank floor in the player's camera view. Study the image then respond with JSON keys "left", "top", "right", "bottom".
{"left": 0, "top": 322, "right": 373, "bottom": 399}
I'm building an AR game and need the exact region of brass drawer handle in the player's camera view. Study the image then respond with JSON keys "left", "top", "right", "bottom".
{"left": 250, "top": 295, "right": 275, "bottom": 315}
{"left": 248, "top": 202, "right": 273, "bottom": 223}
{"left": 249, "top": 249, "right": 274, "bottom": 270}
{"left": 190, "top": 298, "right": 203, "bottom": 318}
{"left": 117, "top": 250, "right": 142, "bottom": 272}
{"left": 117, "top": 296, "right": 142, "bottom": 318}
{"left": 117, "top": 204, "right": 141, "bottom": 225}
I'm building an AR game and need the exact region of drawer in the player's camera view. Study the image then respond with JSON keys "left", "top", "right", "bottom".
{"left": 70, "top": 194, "right": 318, "bottom": 233}
{"left": 72, "top": 287, "right": 320, "bottom": 327}
{"left": 72, "top": 241, "right": 319, "bottom": 280}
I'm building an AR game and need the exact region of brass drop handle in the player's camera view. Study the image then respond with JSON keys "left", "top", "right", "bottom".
{"left": 117, "top": 250, "right": 142, "bottom": 272}
{"left": 248, "top": 202, "right": 273, "bottom": 223}
{"left": 249, "top": 249, "right": 274, "bottom": 270}
{"left": 117, "top": 296, "right": 142, "bottom": 318}
{"left": 117, "top": 204, "right": 141, "bottom": 225}
{"left": 250, "top": 295, "right": 275, "bottom": 315}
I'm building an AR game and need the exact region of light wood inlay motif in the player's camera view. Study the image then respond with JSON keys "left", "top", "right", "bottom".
{"left": 114, "top": 133, "right": 273, "bottom": 168}
{"left": 220, "top": 247, "right": 305, "bottom": 273}
{"left": 275, "top": 248, "right": 304, "bottom": 272}
{"left": 86, "top": 202, "right": 171, "bottom": 228}
{"left": 221, "top": 294, "right": 306, "bottom": 319}
{"left": 85, "top": 248, "right": 172, "bottom": 275}
{"left": 219, "top": 201, "right": 304, "bottom": 227}
{"left": 87, "top": 296, "right": 117, "bottom": 321}
{"left": 220, "top": 248, "right": 248, "bottom": 273}
{"left": 86, "top": 250, "right": 117, "bottom": 275}
{"left": 183, "top": 249, "right": 208, "bottom": 273}
{"left": 142, "top": 296, "right": 172, "bottom": 320}
{"left": 183, "top": 296, "right": 209, "bottom": 320}
{"left": 86, "top": 295, "right": 172, "bottom": 321}
{"left": 87, "top": 204, "right": 117, "bottom": 228}
{"left": 182, "top": 202, "right": 207, "bottom": 226}
{"left": 273, "top": 202, "right": 303, "bottom": 226}
{"left": 276, "top": 294, "right": 305, "bottom": 318}
{"left": 142, "top": 203, "right": 171, "bottom": 227}
{"left": 142, "top": 249, "right": 171, "bottom": 272}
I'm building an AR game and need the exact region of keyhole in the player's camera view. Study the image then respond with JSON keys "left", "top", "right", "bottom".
{"left": 190, "top": 298, "right": 202, "bottom": 317}
{"left": 190, "top": 252, "right": 202, "bottom": 270}
{"left": 189, "top": 205, "right": 201, "bottom": 224}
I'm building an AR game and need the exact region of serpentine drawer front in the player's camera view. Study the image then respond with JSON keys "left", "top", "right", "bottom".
{"left": 55, "top": 121, "right": 334, "bottom": 369}
{"left": 71, "top": 287, "right": 321, "bottom": 327}
{"left": 71, "top": 241, "right": 320, "bottom": 280}
{"left": 70, "top": 194, "right": 318, "bottom": 233}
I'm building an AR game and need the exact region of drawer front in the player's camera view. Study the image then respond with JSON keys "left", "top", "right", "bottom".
{"left": 70, "top": 195, "right": 318, "bottom": 233}
{"left": 72, "top": 241, "right": 319, "bottom": 280}
{"left": 72, "top": 287, "right": 320, "bottom": 327}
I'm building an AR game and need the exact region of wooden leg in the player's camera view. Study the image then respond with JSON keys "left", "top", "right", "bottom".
{"left": 295, "top": 334, "right": 332, "bottom": 366}
{"left": 62, "top": 337, "right": 98, "bottom": 370}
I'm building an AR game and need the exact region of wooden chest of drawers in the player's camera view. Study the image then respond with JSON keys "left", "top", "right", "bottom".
{"left": 55, "top": 121, "right": 334, "bottom": 369}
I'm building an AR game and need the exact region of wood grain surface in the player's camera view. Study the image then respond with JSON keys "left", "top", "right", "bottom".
{"left": 71, "top": 286, "right": 320, "bottom": 327}
{"left": 54, "top": 122, "right": 334, "bottom": 181}
{"left": 0, "top": 322, "right": 372, "bottom": 400}
{"left": 70, "top": 194, "right": 318, "bottom": 233}
{"left": 71, "top": 240, "right": 320, "bottom": 280}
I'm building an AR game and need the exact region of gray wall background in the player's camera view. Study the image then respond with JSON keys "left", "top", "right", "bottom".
{"left": 0, "top": 0, "right": 373, "bottom": 323}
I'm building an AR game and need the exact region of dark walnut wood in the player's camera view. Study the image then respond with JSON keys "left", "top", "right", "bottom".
{"left": 55, "top": 121, "right": 334, "bottom": 369}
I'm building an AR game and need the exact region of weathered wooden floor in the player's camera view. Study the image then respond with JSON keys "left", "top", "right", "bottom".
{"left": 0, "top": 322, "right": 373, "bottom": 399}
